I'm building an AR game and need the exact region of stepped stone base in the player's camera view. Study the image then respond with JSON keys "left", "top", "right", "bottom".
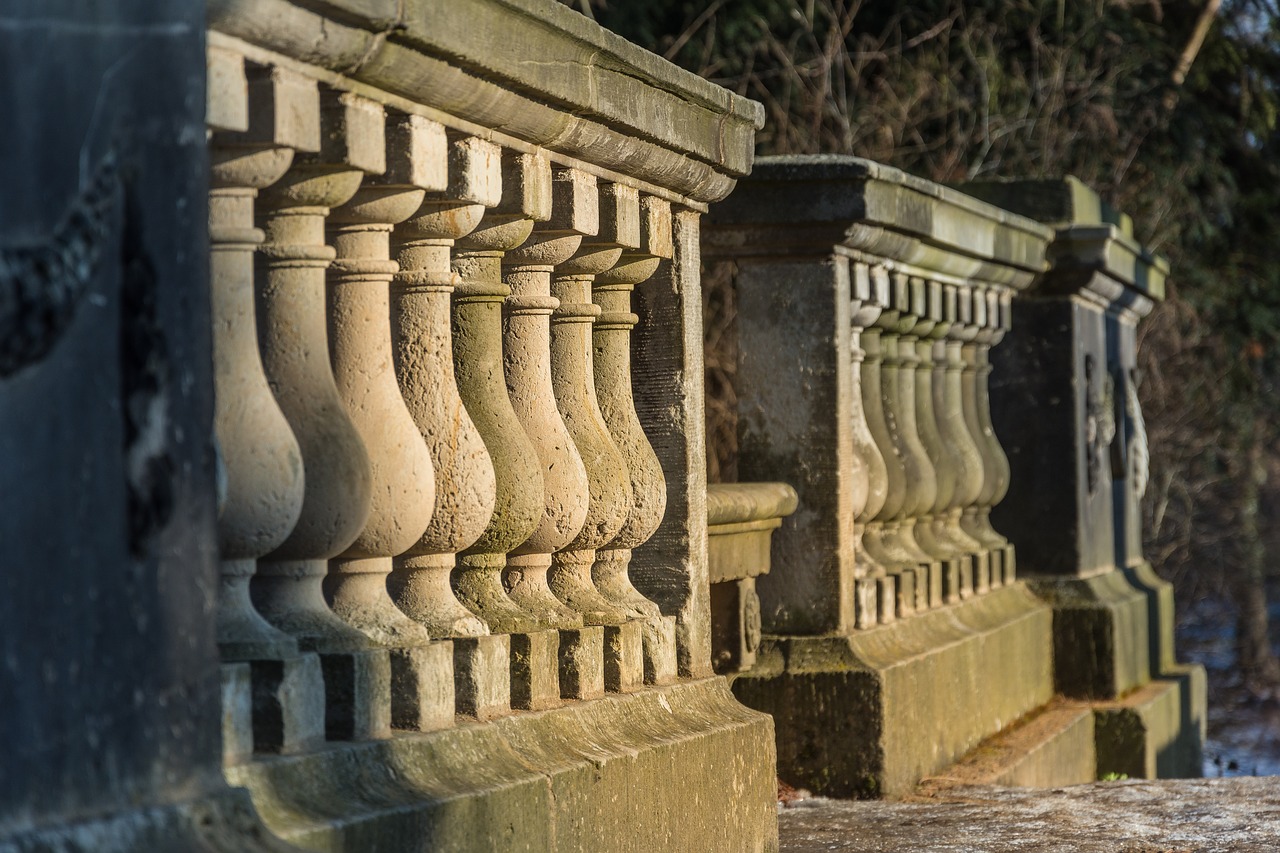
{"left": 0, "top": 788, "right": 298, "bottom": 853}
{"left": 921, "top": 700, "right": 1097, "bottom": 790}
{"left": 734, "top": 584, "right": 1054, "bottom": 798}
{"left": 225, "top": 677, "right": 778, "bottom": 853}
{"left": 1095, "top": 670, "right": 1206, "bottom": 779}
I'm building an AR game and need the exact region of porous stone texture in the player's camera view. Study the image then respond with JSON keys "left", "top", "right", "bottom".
{"left": 227, "top": 678, "right": 779, "bottom": 853}
{"left": 778, "top": 778, "right": 1280, "bottom": 852}
{"left": 735, "top": 585, "right": 1053, "bottom": 798}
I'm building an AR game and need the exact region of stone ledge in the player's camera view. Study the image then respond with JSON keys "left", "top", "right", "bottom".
{"left": 226, "top": 677, "right": 778, "bottom": 852}
{"left": 1095, "top": 671, "right": 1205, "bottom": 780}
{"left": 734, "top": 584, "right": 1053, "bottom": 798}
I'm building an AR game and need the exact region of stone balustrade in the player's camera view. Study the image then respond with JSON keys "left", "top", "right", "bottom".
{"left": 199, "top": 1, "right": 777, "bottom": 848}
{"left": 704, "top": 155, "right": 1052, "bottom": 636}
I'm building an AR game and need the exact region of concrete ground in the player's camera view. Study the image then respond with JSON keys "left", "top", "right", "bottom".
{"left": 779, "top": 778, "right": 1280, "bottom": 852}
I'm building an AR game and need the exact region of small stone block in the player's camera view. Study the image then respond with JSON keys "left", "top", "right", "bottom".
{"left": 447, "top": 135, "right": 501, "bottom": 207}
{"left": 639, "top": 196, "right": 674, "bottom": 258}
{"left": 895, "top": 570, "right": 916, "bottom": 619}
{"left": 319, "top": 648, "right": 392, "bottom": 741}
{"left": 510, "top": 630, "right": 561, "bottom": 711}
{"left": 550, "top": 167, "right": 600, "bottom": 235}
{"left": 942, "top": 560, "right": 963, "bottom": 606}
{"left": 453, "top": 635, "right": 511, "bottom": 721}
{"left": 961, "top": 554, "right": 980, "bottom": 599}
{"left": 496, "top": 151, "right": 552, "bottom": 220}
{"left": 316, "top": 90, "right": 385, "bottom": 174}
{"left": 559, "top": 626, "right": 605, "bottom": 701}
{"left": 1002, "top": 546, "right": 1018, "bottom": 584}
{"left": 598, "top": 183, "right": 641, "bottom": 248}
{"left": 604, "top": 621, "right": 643, "bottom": 694}
{"left": 243, "top": 64, "right": 320, "bottom": 152}
{"left": 207, "top": 47, "right": 248, "bottom": 133}
{"left": 389, "top": 641, "right": 454, "bottom": 732}
{"left": 854, "top": 578, "right": 878, "bottom": 630}
{"left": 930, "top": 561, "right": 949, "bottom": 608}
{"left": 975, "top": 552, "right": 993, "bottom": 595}
{"left": 384, "top": 113, "right": 447, "bottom": 191}
{"left": 915, "top": 565, "right": 931, "bottom": 612}
{"left": 876, "top": 576, "right": 897, "bottom": 625}
{"left": 221, "top": 662, "right": 253, "bottom": 766}
{"left": 642, "top": 616, "right": 678, "bottom": 685}
{"left": 249, "top": 652, "right": 325, "bottom": 755}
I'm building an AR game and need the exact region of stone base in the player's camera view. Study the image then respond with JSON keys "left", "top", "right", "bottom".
{"left": 733, "top": 583, "right": 1053, "bottom": 798}
{"left": 0, "top": 787, "right": 299, "bottom": 853}
{"left": 559, "top": 626, "right": 604, "bottom": 700}
{"left": 318, "top": 648, "right": 392, "bottom": 741}
{"left": 642, "top": 615, "right": 679, "bottom": 685}
{"left": 222, "top": 663, "right": 254, "bottom": 765}
{"left": 1095, "top": 669, "right": 1206, "bottom": 780}
{"left": 511, "top": 630, "right": 561, "bottom": 711}
{"left": 390, "top": 641, "right": 454, "bottom": 732}
{"left": 248, "top": 653, "right": 326, "bottom": 755}
{"left": 921, "top": 700, "right": 1097, "bottom": 791}
{"left": 454, "top": 635, "right": 511, "bottom": 721}
{"left": 604, "top": 621, "right": 643, "bottom": 693}
{"left": 1025, "top": 571, "right": 1151, "bottom": 699}
{"left": 225, "top": 678, "right": 778, "bottom": 853}
{"left": 1121, "top": 561, "right": 1177, "bottom": 676}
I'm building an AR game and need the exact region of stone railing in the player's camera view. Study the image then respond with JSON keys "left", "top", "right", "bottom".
{"left": 202, "top": 1, "right": 777, "bottom": 848}
{"left": 703, "top": 156, "right": 1053, "bottom": 636}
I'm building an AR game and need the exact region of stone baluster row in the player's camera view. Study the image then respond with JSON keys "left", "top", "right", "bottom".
{"left": 209, "top": 57, "right": 676, "bottom": 754}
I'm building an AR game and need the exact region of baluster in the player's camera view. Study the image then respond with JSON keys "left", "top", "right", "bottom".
{"left": 208, "top": 56, "right": 323, "bottom": 756}
{"left": 849, "top": 262, "right": 893, "bottom": 627}
{"left": 932, "top": 283, "right": 989, "bottom": 599}
{"left": 960, "top": 286, "right": 1012, "bottom": 586}
{"left": 980, "top": 289, "right": 1016, "bottom": 583}
{"left": 391, "top": 134, "right": 516, "bottom": 719}
{"left": 910, "top": 279, "right": 965, "bottom": 607}
{"left": 593, "top": 193, "right": 679, "bottom": 686}
{"left": 325, "top": 112, "right": 453, "bottom": 732}
{"left": 860, "top": 268, "right": 916, "bottom": 616}
{"left": 451, "top": 151, "right": 567, "bottom": 711}
{"left": 388, "top": 135, "right": 496, "bottom": 641}
{"left": 253, "top": 88, "right": 388, "bottom": 741}
{"left": 502, "top": 167, "right": 592, "bottom": 632}
{"left": 549, "top": 182, "right": 641, "bottom": 695}
{"left": 449, "top": 151, "right": 547, "bottom": 633}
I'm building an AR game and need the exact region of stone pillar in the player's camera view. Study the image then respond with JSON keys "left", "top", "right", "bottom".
{"left": 209, "top": 59, "right": 324, "bottom": 756}
{"left": 594, "top": 193, "right": 680, "bottom": 686}
{"left": 325, "top": 112, "right": 454, "bottom": 733}
{"left": 253, "top": 88, "right": 389, "bottom": 741}
{"left": 632, "top": 207, "right": 714, "bottom": 677}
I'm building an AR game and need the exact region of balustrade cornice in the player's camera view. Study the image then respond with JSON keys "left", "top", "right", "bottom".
{"left": 704, "top": 157, "right": 1054, "bottom": 291}
{"left": 207, "top": 0, "right": 763, "bottom": 205}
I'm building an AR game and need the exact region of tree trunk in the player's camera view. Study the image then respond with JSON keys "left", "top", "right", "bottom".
{"left": 1231, "top": 417, "right": 1280, "bottom": 695}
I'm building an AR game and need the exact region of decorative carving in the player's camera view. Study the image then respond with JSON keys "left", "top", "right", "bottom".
{"left": 1084, "top": 353, "right": 1116, "bottom": 495}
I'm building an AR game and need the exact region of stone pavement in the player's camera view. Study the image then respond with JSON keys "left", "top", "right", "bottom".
{"left": 779, "top": 778, "right": 1280, "bottom": 852}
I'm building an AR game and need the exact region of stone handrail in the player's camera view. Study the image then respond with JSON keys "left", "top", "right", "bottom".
{"left": 704, "top": 155, "right": 1055, "bottom": 635}
{"left": 206, "top": 0, "right": 762, "bottom": 761}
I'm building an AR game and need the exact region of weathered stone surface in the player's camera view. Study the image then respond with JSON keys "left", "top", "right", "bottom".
{"left": 1095, "top": 675, "right": 1205, "bottom": 780}
{"left": 923, "top": 700, "right": 1097, "bottom": 790}
{"left": 779, "top": 778, "right": 1280, "bottom": 852}
{"left": 227, "top": 678, "right": 778, "bottom": 853}
{"left": 735, "top": 585, "right": 1053, "bottom": 797}
{"left": 207, "top": 0, "right": 765, "bottom": 203}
